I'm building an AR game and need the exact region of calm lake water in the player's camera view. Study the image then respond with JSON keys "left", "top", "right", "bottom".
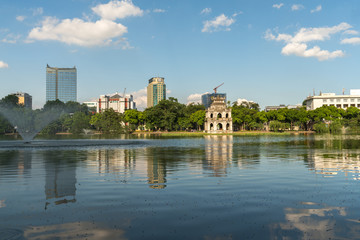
{"left": 1, "top": 134, "right": 360, "bottom": 239}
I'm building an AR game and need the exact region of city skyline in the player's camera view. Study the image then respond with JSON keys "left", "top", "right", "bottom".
{"left": 0, "top": 0, "right": 360, "bottom": 109}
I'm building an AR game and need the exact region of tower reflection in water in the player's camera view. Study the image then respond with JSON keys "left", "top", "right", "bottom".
{"left": 204, "top": 135, "right": 233, "bottom": 177}
{"left": 146, "top": 148, "right": 166, "bottom": 189}
{"left": 87, "top": 148, "right": 166, "bottom": 189}
{"left": 44, "top": 151, "right": 82, "bottom": 209}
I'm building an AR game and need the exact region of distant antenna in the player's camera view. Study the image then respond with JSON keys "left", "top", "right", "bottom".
{"left": 123, "top": 88, "right": 126, "bottom": 98}
{"left": 313, "top": 89, "right": 315, "bottom": 96}
{"left": 343, "top": 88, "right": 345, "bottom": 95}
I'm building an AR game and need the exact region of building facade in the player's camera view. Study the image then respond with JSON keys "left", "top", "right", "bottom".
{"left": 46, "top": 64, "right": 77, "bottom": 103}
{"left": 147, "top": 77, "right": 166, "bottom": 108}
{"left": 201, "top": 93, "right": 226, "bottom": 109}
{"left": 97, "top": 93, "right": 136, "bottom": 113}
{"left": 14, "top": 92, "right": 32, "bottom": 109}
{"left": 205, "top": 96, "right": 233, "bottom": 133}
{"left": 304, "top": 90, "right": 360, "bottom": 110}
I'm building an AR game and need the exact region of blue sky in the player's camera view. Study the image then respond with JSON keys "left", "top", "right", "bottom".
{"left": 1, "top": 0, "right": 360, "bottom": 109}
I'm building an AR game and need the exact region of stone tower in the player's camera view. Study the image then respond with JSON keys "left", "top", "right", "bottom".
{"left": 205, "top": 96, "right": 233, "bottom": 133}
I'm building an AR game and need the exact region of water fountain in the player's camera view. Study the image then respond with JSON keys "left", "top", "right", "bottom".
{"left": 0, "top": 106, "right": 146, "bottom": 149}
{"left": 0, "top": 106, "right": 64, "bottom": 143}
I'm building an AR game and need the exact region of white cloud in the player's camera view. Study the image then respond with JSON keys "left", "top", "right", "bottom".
{"left": 32, "top": 7, "right": 43, "bottom": 16}
{"left": 273, "top": 3, "right": 284, "bottom": 9}
{"left": 2, "top": 34, "right": 21, "bottom": 44}
{"left": 16, "top": 15, "right": 26, "bottom": 22}
{"left": 202, "top": 14, "right": 235, "bottom": 33}
{"left": 281, "top": 43, "right": 344, "bottom": 61}
{"left": 116, "top": 37, "right": 134, "bottom": 49}
{"left": 341, "top": 37, "right": 360, "bottom": 45}
{"left": 27, "top": 17, "right": 128, "bottom": 47}
{"left": 187, "top": 93, "right": 204, "bottom": 105}
{"left": 131, "top": 88, "right": 147, "bottom": 110}
{"left": 92, "top": 0, "right": 143, "bottom": 20}
{"left": 201, "top": 8, "right": 212, "bottom": 15}
{"left": 292, "top": 4, "right": 304, "bottom": 11}
{"left": 311, "top": 5, "right": 322, "bottom": 13}
{"left": 266, "top": 22, "right": 352, "bottom": 61}
{"left": 0, "top": 61, "right": 9, "bottom": 68}
{"left": 343, "top": 30, "right": 359, "bottom": 35}
{"left": 153, "top": 9, "right": 166, "bottom": 13}
{"left": 232, "top": 11, "right": 243, "bottom": 17}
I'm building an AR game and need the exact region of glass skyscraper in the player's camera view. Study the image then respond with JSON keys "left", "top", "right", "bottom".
{"left": 147, "top": 77, "right": 166, "bottom": 108}
{"left": 46, "top": 64, "right": 77, "bottom": 103}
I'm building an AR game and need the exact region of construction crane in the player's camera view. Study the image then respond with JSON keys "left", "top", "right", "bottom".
{"left": 213, "top": 83, "right": 224, "bottom": 94}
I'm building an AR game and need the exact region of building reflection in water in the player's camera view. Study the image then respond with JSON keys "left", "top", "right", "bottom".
{"left": 270, "top": 202, "right": 360, "bottom": 239}
{"left": 87, "top": 148, "right": 167, "bottom": 189}
{"left": 146, "top": 148, "right": 166, "bottom": 189}
{"left": 304, "top": 139, "right": 360, "bottom": 180}
{"left": 0, "top": 150, "right": 32, "bottom": 178}
{"left": 44, "top": 151, "right": 81, "bottom": 208}
{"left": 204, "top": 135, "right": 233, "bottom": 177}
{"left": 92, "top": 149, "right": 136, "bottom": 176}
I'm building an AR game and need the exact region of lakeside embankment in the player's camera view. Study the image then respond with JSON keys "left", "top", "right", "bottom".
{"left": 131, "top": 131, "right": 315, "bottom": 137}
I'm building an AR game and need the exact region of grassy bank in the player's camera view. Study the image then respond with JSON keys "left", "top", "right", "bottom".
{"left": 132, "top": 131, "right": 314, "bottom": 137}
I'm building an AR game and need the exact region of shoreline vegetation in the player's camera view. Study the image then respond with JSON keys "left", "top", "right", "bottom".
{"left": 2, "top": 96, "right": 360, "bottom": 137}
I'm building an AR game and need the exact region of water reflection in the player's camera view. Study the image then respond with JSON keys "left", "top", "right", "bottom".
{"left": 271, "top": 202, "right": 360, "bottom": 239}
{"left": 23, "top": 222, "right": 127, "bottom": 240}
{"left": 304, "top": 141, "right": 360, "bottom": 180}
{"left": 0, "top": 199, "right": 5, "bottom": 208}
{"left": 90, "top": 149, "right": 136, "bottom": 176}
{"left": 43, "top": 151, "right": 82, "bottom": 208}
{"left": 0, "top": 150, "right": 32, "bottom": 178}
{"left": 204, "top": 135, "right": 233, "bottom": 177}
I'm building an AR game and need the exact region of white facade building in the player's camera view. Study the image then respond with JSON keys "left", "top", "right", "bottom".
{"left": 97, "top": 93, "right": 136, "bottom": 113}
{"left": 304, "top": 90, "right": 360, "bottom": 110}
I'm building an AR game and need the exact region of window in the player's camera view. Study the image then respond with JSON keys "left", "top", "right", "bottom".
{"left": 323, "top": 99, "right": 327, "bottom": 103}
{"left": 351, "top": 99, "right": 355, "bottom": 102}
{"left": 336, "top": 99, "right": 341, "bottom": 102}
{"left": 330, "top": 99, "right": 334, "bottom": 102}
{"left": 343, "top": 104, "right": 348, "bottom": 108}
{"left": 343, "top": 99, "right": 348, "bottom": 102}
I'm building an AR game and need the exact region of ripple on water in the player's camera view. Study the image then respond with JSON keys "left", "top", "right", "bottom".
{"left": 0, "top": 228, "right": 24, "bottom": 240}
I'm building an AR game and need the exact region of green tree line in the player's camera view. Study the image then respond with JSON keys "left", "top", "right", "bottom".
{"left": 2, "top": 93, "right": 360, "bottom": 135}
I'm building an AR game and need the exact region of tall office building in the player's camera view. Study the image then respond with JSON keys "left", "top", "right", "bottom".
{"left": 201, "top": 93, "right": 227, "bottom": 109}
{"left": 46, "top": 64, "right": 77, "bottom": 103}
{"left": 147, "top": 77, "right": 166, "bottom": 108}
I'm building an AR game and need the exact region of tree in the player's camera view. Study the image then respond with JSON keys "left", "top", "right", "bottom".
{"left": 43, "top": 99, "right": 66, "bottom": 112}
{"left": 124, "top": 109, "right": 141, "bottom": 131}
{"left": 190, "top": 110, "right": 206, "bottom": 131}
{"left": 144, "top": 98, "right": 186, "bottom": 131}
{"left": 0, "top": 94, "right": 20, "bottom": 108}
{"left": 70, "top": 112, "right": 91, "bottom": 134}
{"left": 90, "top": 109, "right": 124, "bottom": 133}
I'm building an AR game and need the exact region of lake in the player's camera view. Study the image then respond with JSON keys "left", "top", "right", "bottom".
{"left": 1, "top": 134, "right": 360, "bottom": 239}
